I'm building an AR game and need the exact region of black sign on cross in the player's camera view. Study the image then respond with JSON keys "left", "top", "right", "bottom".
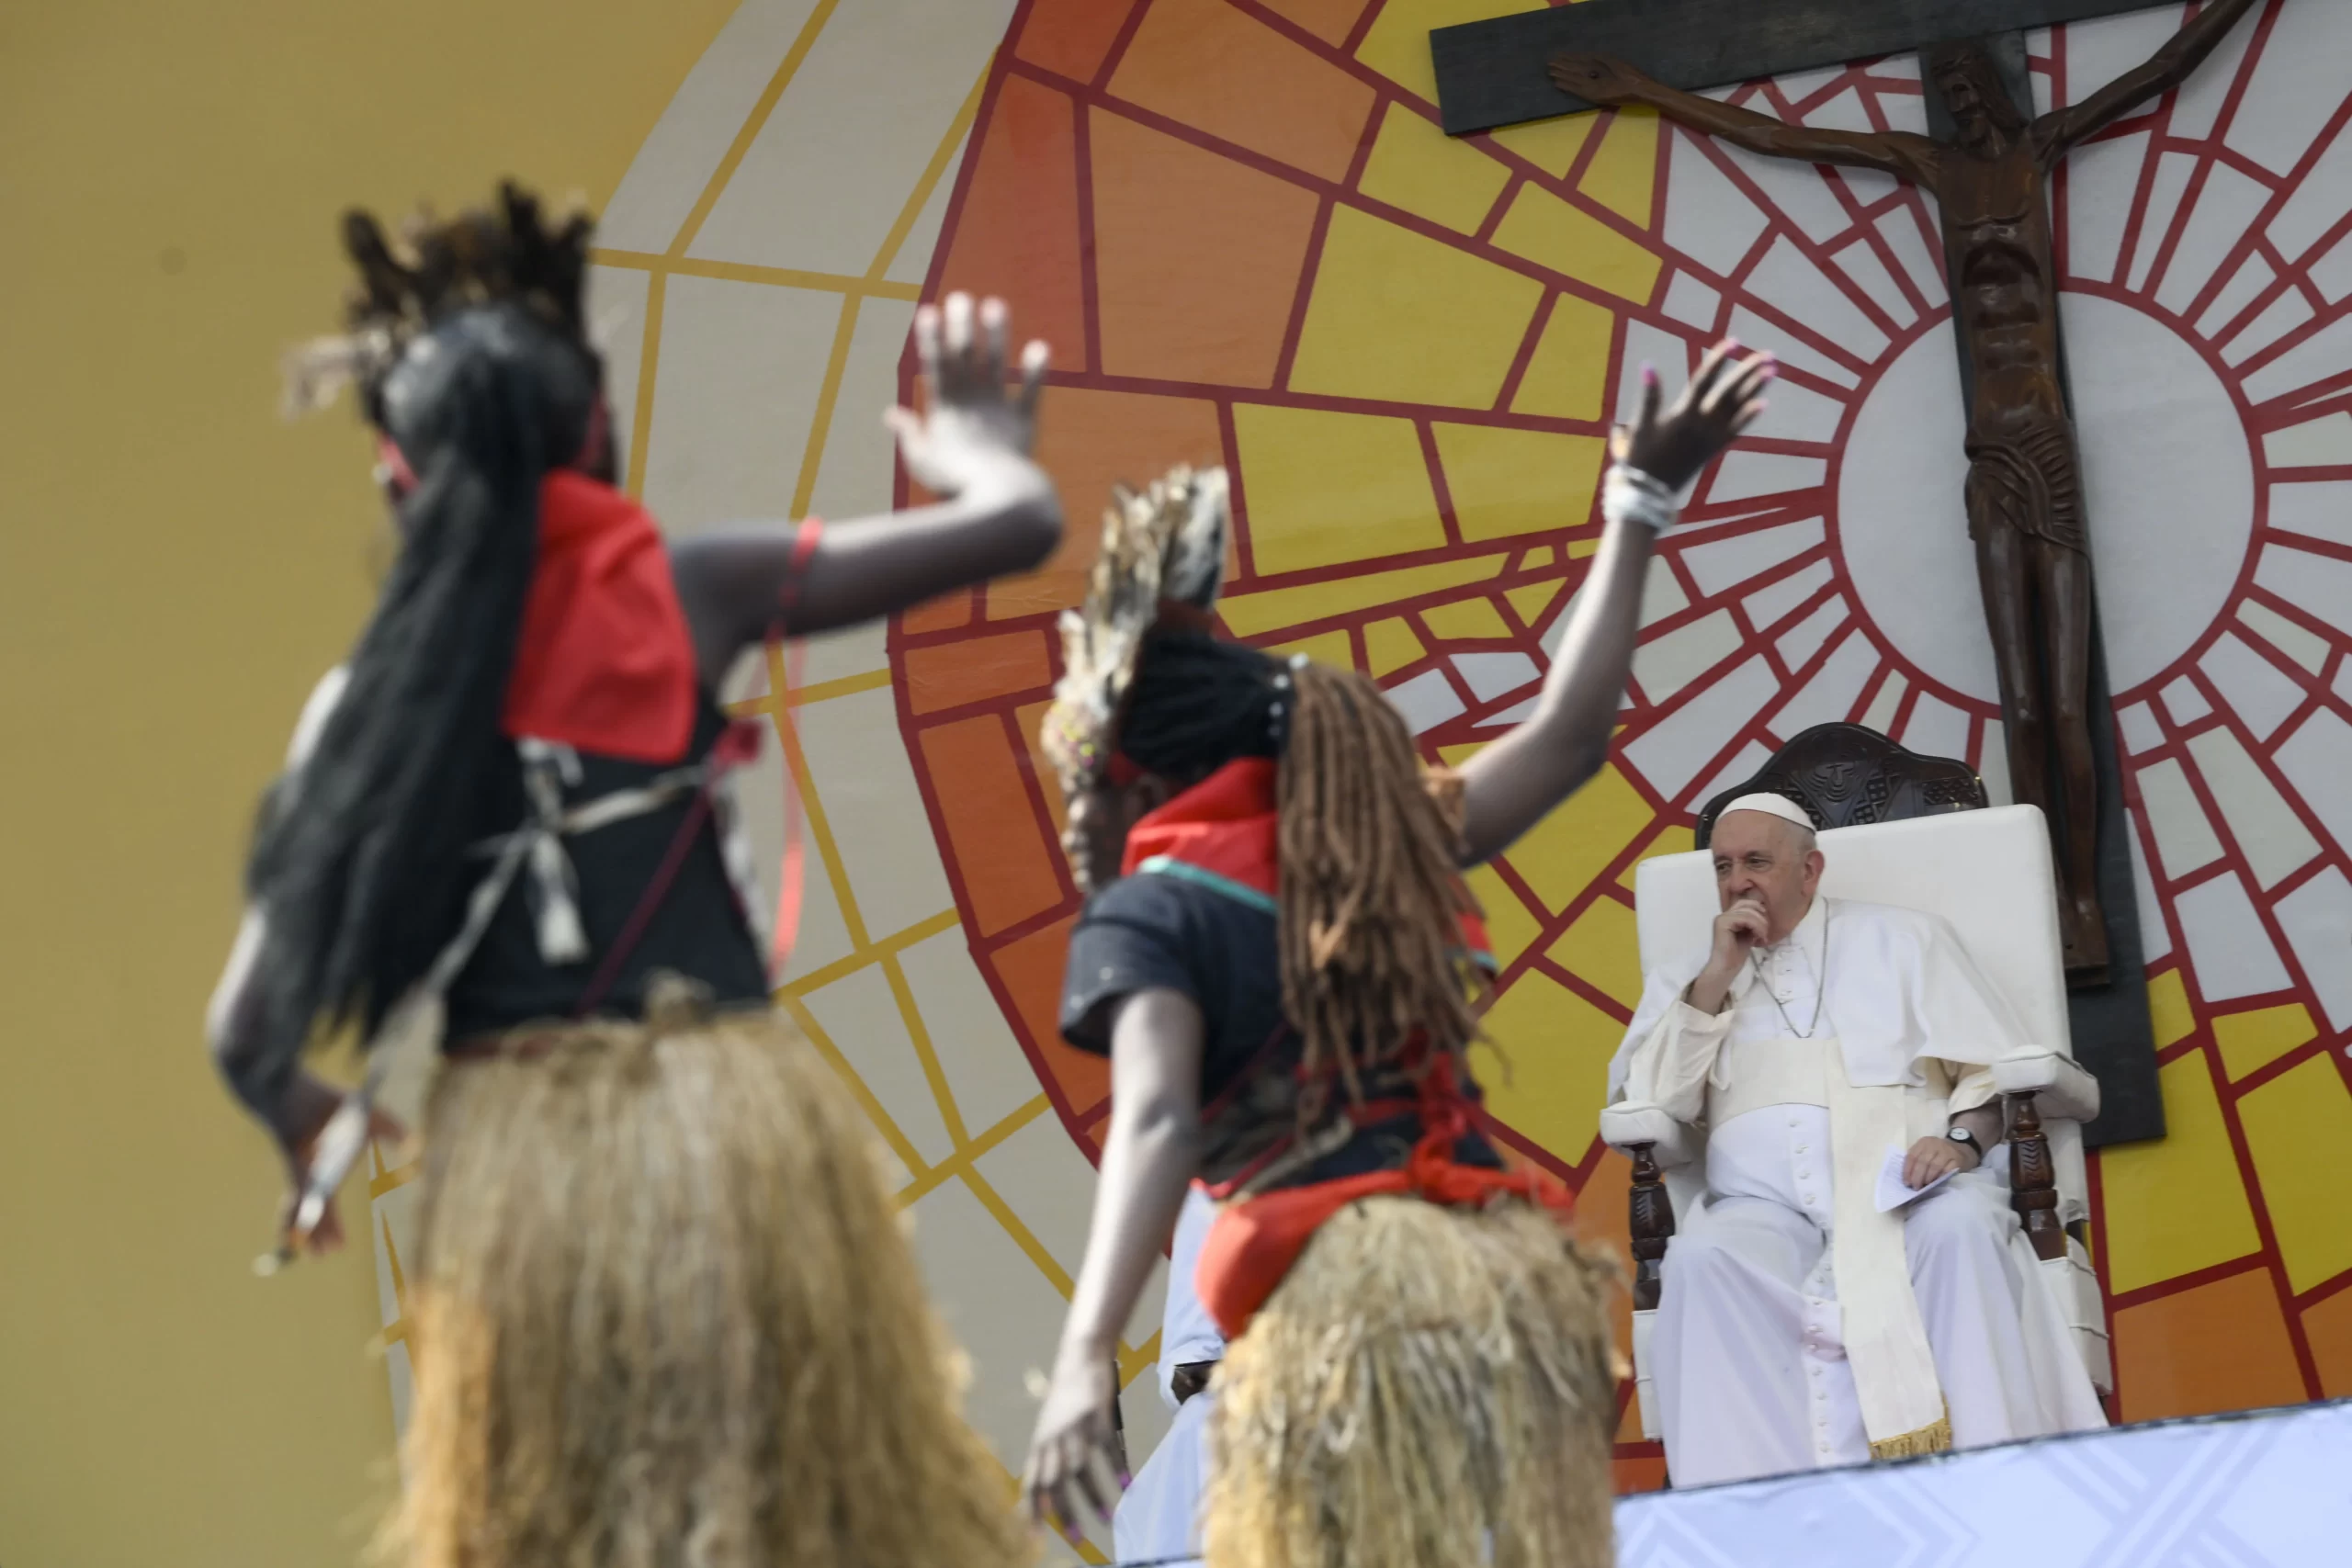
{"left": 1430, "top": 0, "right": 2271, "bottom": 1146}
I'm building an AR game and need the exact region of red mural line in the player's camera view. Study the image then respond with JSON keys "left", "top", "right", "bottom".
{"left": 1491, "top": 288, "right": 1559, "bottom": 412}
{"left": 1528, "top": 954, "right": 1638, "bottom": 1029}
{"left": 1417, "top": 420, "right": 1467, "bottom": 550}
{"left": 1042, "top": 71, "right": 1700, "bottom": 349}
{"left": 1692, "top": 92, "right": 1940, "bottom": 345}
{"left": 1091, "top": 0, "right": 1157, "bottom": 91}
{"left": 1011, "top": 716, "right": 1085, "bottom": 911}
{"left": 1270, "top": 215, "right": 1339, "bottom": 393}
{"left": 1031, "top": 364, "right": 1611, "bottom": 435}
{"left": 2101, "top": 1251, "right": 2274, "bottom": 1314}
{"left": 1474, "top": 169, "right": 1523, "bottom": 247}
{"left": 1070, "top": 87, "right": 1103, "bottom": 377}
{"left": 2295, "top": 1268, "right": 2352, "bottom": 1313}
{"left": 1215, "top": 398, "right": 1259, "bottom": 582}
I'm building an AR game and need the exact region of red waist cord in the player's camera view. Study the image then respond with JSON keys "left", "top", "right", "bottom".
{"left": 1192, "top": 1055, "right": 1573, "bottom": 1340}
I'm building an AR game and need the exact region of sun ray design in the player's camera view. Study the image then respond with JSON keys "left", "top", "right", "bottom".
{"left": 362, "top": 0, "right": 2352, "bottom": 1512}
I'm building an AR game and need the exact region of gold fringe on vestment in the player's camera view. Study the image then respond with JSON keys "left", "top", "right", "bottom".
{"left": 1203, "top": 1195, "right": 1621, "bottom": 1568}
{"left": 378, "top": 987, "right": 1029, "bottom": 1568}
{"left": 1868, "top": 1409, "right": 1954, "bottom": 1461}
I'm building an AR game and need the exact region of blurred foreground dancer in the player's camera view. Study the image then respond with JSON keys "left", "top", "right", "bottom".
{"left": 206, "top": 185, "right": 1055, "bottom": 1568}
{"left": 1021, "top": 343, "right": 1775, "bottom": 1568}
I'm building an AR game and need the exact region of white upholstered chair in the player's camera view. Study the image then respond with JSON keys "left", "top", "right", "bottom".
{"left": 1606, "top": 803, "right": 2113, "bottom": 1442}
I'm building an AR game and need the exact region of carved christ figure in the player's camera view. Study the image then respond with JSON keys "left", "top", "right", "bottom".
{"left": 1553, "top": 0, "right": 2261, "bottom": 977}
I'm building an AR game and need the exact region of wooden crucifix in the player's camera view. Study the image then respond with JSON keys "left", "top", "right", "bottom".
{"left": 1435, "top": 0, "right": 2262, "bottom": 990}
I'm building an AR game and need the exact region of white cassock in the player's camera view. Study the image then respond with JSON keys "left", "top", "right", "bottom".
{"left": 1611, "top": 895, "right": 2106, "bottom": 1487}
{"left": 1114, "top": 1188, "right": 1224, "bottom": 1562}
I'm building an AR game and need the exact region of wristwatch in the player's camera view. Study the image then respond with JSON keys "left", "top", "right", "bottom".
{"left": 1946, "top": 1126, "right": 1982, "bottom": 1156}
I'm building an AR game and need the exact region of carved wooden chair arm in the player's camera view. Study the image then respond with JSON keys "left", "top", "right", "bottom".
{"left": 1600, "top": 1101, "right": 1702, "bottom": 1167}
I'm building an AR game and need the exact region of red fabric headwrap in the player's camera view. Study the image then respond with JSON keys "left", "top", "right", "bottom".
{"left": 503, "top": 470, "right": 697, "bottom": 763}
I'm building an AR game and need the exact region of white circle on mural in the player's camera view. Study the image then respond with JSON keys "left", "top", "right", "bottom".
{"left": 2064, "top": 292, "right": 2256, "bottom": 696}
{"left": 1837, "top": 320, "right": 1996, "bottom": 703}
{"left": 1837, "top": 302, "right": 2256, "bottom": 704}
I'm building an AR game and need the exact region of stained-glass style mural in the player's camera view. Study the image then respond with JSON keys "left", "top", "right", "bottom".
{"left": 364, "top": 0, "right": 2352, "bottom": 1529}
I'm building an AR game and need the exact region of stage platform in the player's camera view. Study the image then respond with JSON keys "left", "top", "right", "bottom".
{"left": 1617, "top": 1399, "right": 2351, "bottom": 1567}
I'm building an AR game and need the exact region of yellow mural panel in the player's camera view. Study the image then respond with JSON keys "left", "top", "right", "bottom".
{"left": 1465, "top": 863, "right": 1545, "bottom": 967}
{"left": 1358, "top": 100, "right": 1510, "bottom": 234}
{"left": 1269, "top": 629, "right": 1355, "bottom": 668}
{"left": 2236, "top": 1055, "right": 2352, "bottom": 1294}
{"left": 1500, "top": 762, "right": 1657, "bottom": 913}
{"left": 2211, "top": 1002, "right": 2315, "bottom": 1081}
{"left": 1363, "top": 615, "right": 1428, "bottom": 674}
{"left": 2147, "top": 966, "right": 2197, "bottom": 1046}
{"left": 1510, "top": 293, "right": 1616, "bottom": 422}
{"left": 1436, "top": 422, "right": 1610, "bottom": 541}
{"left": 2100, "top": 1052, "right": 2264, "bottom": 1294}
{"left": 1221, "top": 555, "right": 1502, "bottom": 637}
{"left": 1232, "top": 402, "right": 1446, "bottom": 576}
{"left": 1355, "top": 0, "right": 1545, "bottom": 106}
{"left": 1492, "top": 113, "right": 1600, "bottom": 179}
{"left": 1472, "top": 973, "right": 1622, "bottom": 1162}
{"left": 1424, "top": 595, "right": 1513, "bottom": 639}
{"left": 1579, "top": 107, "right": 1659, "bottom": 227}
{"left": 1491, "top": 186, "right": 1662, "bottom": 304}
{"left": 1290, "top": 205, "right": 1544, "bottom": 408}
{"left": 1507, "top": 578, "right": 1566, "bottom": 626}
{"left": 1550, "top": 897, "right": 1643, "bottom": 1008}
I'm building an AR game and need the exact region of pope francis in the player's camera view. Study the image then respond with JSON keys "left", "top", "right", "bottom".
{"left": 1610, "top": 794, "right": 2107, "bottom": 1486}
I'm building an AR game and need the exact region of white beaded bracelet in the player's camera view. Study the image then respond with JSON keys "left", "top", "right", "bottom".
{"left": 1602, "top": 463, "right": 1679, "bottom": 533}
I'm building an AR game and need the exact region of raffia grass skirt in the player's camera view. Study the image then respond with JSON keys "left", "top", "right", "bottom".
{"left": 1204, "top": 1195, "right": 1620, "bottom": 1568}
{"left": 380, "top": 999, "right": 1028, "bottom": 1568}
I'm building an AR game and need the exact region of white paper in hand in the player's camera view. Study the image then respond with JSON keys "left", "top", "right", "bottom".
{"left": 1874, "top": 1145, "right": 1955, "bottom": 1213}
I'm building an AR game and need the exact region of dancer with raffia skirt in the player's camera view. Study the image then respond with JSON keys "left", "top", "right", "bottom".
{"left": 1021, "top": 342, "right": 1776, "bottom": 1568}
{"left": 207, "top": 184, "right": 1057, "bottom": 1568}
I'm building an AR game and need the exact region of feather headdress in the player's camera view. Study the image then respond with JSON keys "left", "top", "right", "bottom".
{"left": 281, "top": 181, "right": 594, "bottom": 421}
{"left": 1040, "top": 464, "right": 1231, "bottom": 795}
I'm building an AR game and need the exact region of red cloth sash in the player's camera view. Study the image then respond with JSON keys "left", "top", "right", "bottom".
{"left": 1120, "top": 759, "right": 1550, "bottom": 1337}
{"left": 503, "top": 470, "right": 697, "bottom": 764}
{"left": 1121, "top": 758, "right": 1497, "bottom": 967}
{"left": 1193, "top": 1054, "right": 1573, "bottom": 1340}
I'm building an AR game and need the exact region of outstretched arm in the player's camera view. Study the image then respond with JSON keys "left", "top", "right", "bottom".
{"left": 2037, "top": 0, "right": 2262, "bottom": 161}
{"left": 1549, "top": 54, "right": 1939, "bottom": 183}
{"left": 1455, "top": 342, "right": 1773, "bottom": 864}
{"left": 1022, "top": 988, "right": 1204, "bottom": 1543}
{"left": 667, "top": 292, "right": 1063, "bottom": 678}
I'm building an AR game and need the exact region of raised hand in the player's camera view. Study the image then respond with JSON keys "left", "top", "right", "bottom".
{"left": 1548, "top": 52, "right": 1655, "bottom": 107}
{"left": 1615, "top": 339, "right": 1775, "bottom": 492}
{"left": 884, "top": 290, "right": 1050, "bottom": 500}
{"left": 1020, "top": 1347, "right": 1124, "bottom": 1545}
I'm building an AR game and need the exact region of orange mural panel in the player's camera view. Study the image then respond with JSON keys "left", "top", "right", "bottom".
{"left": 2112, "top": 1269, "right": 2312, "bottom": 1423}
{"left": 935, "top": 74, "right": 1088, "bottom": 374}
{"left": 1108, "top": 0, "right": 1375, "bottom": 182}
{"left": 1015, "top": 698, "right": 1071, "bottom": 835}
{"left": 901, "top": 628, "right": 1053, "bottom": 715}
{"left": 1256, "top": 0, "right": 1373, "bottom": 46}
{"left": 1013, "top": 0, "right": 1139, "bottom": 83}
{"left": 989, "top": 387, "right": 1227, "bottom": 620}
{"left": 1611, "top": 1455, "right": 1667, "bottom": 1495}
{"left": 916, "top": 715, "right": 1066, "bottom": 937}
{"left": 2301, "top": 1286, "right": 2352, "bottom": 1400}
{"left": 1091, "top": 107, "right": 1321, "bottom": 389}
{"left": 899, "top": 591, "right": 973, "bottom": 636}
{"left": 990, "top": 914, "right": 1111, "bottom": 1116}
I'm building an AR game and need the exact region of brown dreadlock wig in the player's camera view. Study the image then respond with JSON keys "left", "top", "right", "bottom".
{"left": 1120, "top": 634, "right": 1487, "bottom": 1102}
{"left": 1047, "top": 464, "right": 1486, "bottom": 1106}
{"left": 232, "top": 185, "right": 605, "bottom": 1122}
